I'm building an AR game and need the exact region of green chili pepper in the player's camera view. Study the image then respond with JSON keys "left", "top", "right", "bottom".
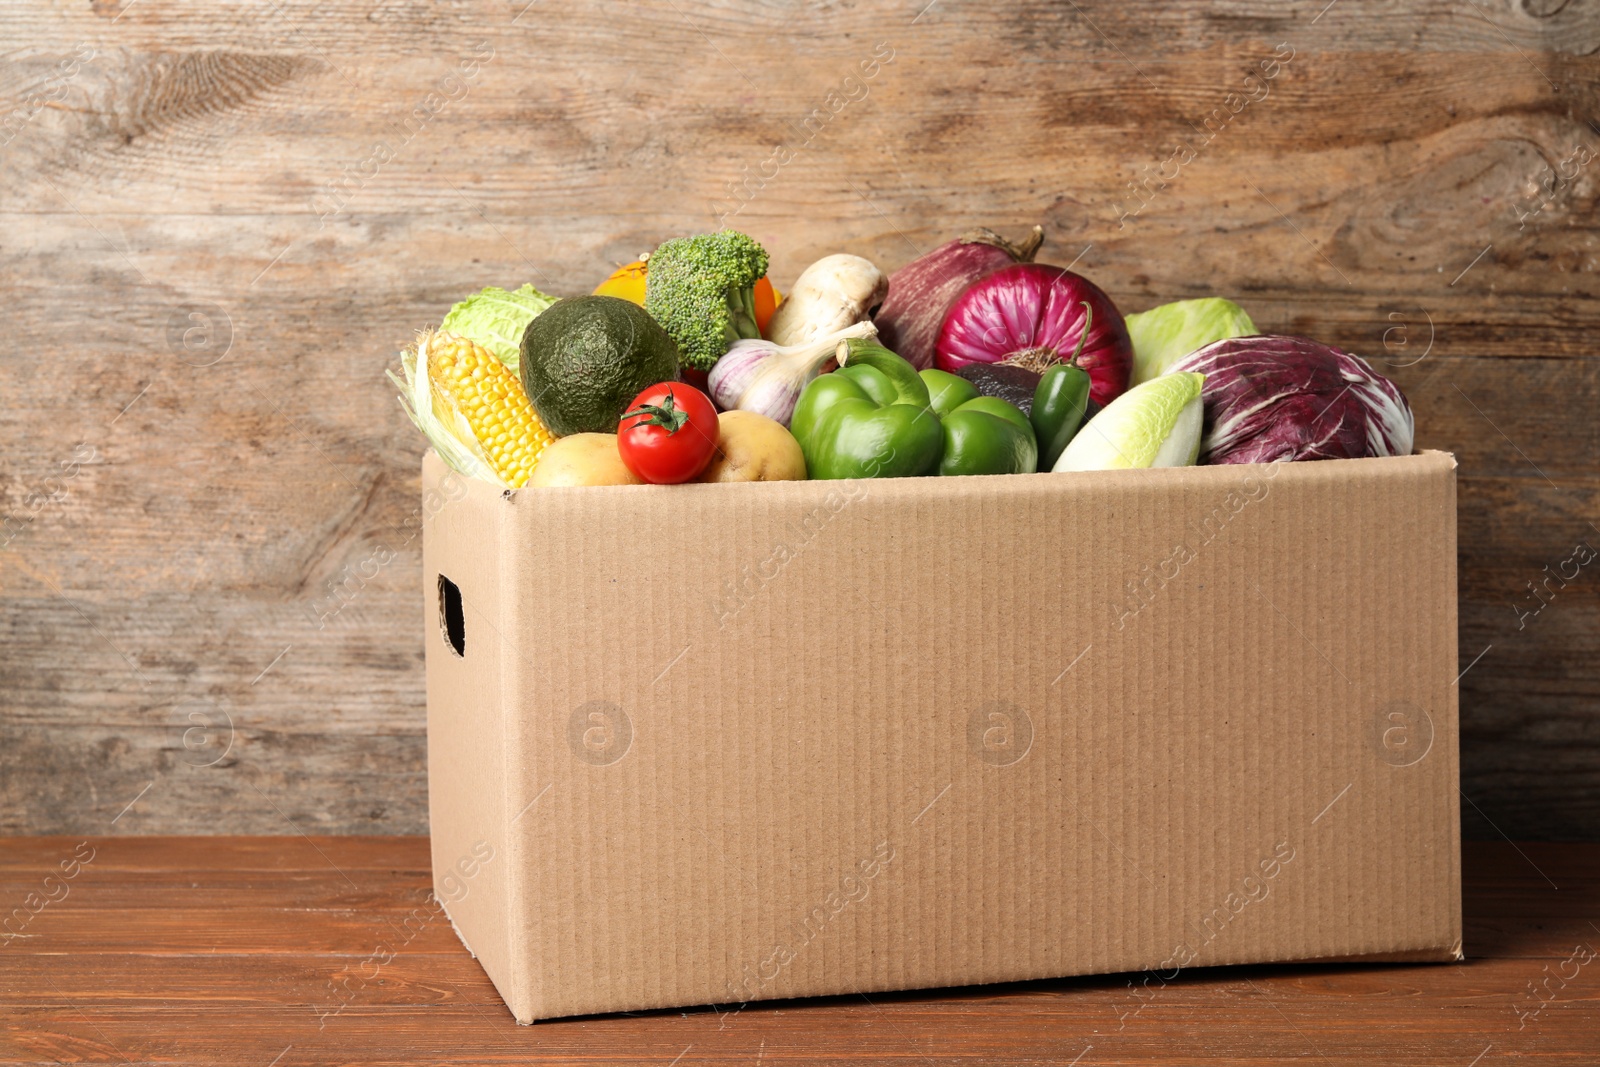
{"left": 1030, "top": 301, "right": 1095, "bottom": 470}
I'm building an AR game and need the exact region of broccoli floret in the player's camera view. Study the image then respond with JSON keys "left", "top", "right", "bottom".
{"left": 643, "top": 229, "right": 770, "bottom": 371}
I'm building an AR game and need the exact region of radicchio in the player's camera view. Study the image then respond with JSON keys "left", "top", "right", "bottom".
{"left": 1170, "top": 335, "right": 1414, "bottom": 464}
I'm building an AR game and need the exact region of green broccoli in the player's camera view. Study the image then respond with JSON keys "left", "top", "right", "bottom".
{"left": 643, "top": 229, "right": 771, "bottom": 372}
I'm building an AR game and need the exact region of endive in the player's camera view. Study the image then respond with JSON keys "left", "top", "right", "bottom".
{"left": 1054, "top": 371, "right": 1206, "bottom": 472}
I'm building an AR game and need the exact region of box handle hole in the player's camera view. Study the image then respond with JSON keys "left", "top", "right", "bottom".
{"left": 438, "top": 574, "right": 465, "bottom": 658}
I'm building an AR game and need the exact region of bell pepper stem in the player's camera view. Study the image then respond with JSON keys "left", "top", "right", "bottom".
{"left": 836, "top": 339, "right": 933, "bottom": 409}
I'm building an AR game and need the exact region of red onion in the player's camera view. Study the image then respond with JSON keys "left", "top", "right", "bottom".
{"left": 873, "top": 226, "right": 1043, "bottom": 370}
{"left": 936, "top": 264, "right": 1134, "bottom": 407}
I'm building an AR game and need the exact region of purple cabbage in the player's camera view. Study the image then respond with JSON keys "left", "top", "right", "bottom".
{"left": 1170, "top": 335, "right": 1414, "bottom": 464}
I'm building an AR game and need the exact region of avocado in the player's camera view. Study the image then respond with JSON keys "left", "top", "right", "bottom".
{"left": 956, "top": 363, "right": 1043, "bottom": 417}
{"left": 519, "top": 296, "right": 680, "bottom": 436}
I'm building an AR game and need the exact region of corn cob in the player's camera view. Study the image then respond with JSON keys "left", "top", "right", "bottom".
{"left": 390, "top": 330, "right": 554, "bottom": 487}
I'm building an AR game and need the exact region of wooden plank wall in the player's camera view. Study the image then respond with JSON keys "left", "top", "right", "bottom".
{"left": 2, "top": 0, "right": 1595, "bottom": 838}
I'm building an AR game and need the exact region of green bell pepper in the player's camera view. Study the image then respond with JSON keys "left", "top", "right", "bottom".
{"left": 791, "top": 339, "right": 944, "bottom": 480}
{"left": 938, "top": 394, "right": 1038, "bottom": 476}
{"left": 793, "top": 342, "right": 1041, "bottom": 480}
{"left": 919, "top": 368, "right": 980, "bottom": 418}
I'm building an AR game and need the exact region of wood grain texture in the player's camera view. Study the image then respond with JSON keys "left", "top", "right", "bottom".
{"left": 2, "top": 0, "right": 1598, "bottom": 836}
{"left": 0, "top": 836, "right": 1596, "bottom": 1065}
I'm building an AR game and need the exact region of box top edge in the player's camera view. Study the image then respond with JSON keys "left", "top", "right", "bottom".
{"left": 421, "top": 447, "right": 1458, "bottom": 507}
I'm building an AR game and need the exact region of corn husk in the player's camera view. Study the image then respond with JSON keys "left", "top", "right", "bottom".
{"left": 387, "top": 330, "right": 505, "bottom": 486}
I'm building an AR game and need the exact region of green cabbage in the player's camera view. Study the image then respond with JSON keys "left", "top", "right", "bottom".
{"left": 439, "top": 283, "right": 557, "bottom": 370}
{"left": 1125, "top": 297, "right": 1256, "bottom": 385}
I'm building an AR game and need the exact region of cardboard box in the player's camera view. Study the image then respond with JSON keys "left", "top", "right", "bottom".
{"left": 423, "top": 448, "right": 1461, "bottom": 1024}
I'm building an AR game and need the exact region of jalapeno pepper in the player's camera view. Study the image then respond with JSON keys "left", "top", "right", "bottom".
{"left": 1030, "top": 301, "right": 1095, "bottom": 470}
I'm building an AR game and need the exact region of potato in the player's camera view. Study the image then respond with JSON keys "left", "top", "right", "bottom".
{"left": 696, "top": 410, "right": 807, "bottom": 483}
{"left": 527, "top": 433, "right": 644, "bottom": 487}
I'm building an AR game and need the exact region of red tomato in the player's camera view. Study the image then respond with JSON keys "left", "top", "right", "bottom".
{"left": 616, "top": 382, "right": 720, "bottom": 484}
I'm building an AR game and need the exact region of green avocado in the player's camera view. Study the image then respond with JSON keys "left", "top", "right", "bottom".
{"left": 519, "top": 296, "right": 680, "bottom": 436}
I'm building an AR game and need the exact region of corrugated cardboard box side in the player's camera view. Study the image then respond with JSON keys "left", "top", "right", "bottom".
{"left": 423, "top": 449, "right": 1460, "bottom": 1024}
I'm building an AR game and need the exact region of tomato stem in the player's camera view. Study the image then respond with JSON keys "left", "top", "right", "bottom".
{"left": 622, "top": 388, "right": 691, "bottom": 434}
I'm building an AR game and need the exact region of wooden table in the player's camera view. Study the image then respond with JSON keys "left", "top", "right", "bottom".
{"left": 2, "top": 837, "right": 1595, "bottom": 1065}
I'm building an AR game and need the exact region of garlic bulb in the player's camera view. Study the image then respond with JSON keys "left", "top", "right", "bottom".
{"left": 708, "top": 321, "right": 879, "bottom": 428}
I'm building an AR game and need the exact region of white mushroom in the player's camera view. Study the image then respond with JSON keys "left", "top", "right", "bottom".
{"left": 764, "top": 254, "right": 888, "bottom": 348}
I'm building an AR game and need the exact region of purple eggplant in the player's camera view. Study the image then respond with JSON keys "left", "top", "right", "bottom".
{"left": 873, "top": 226, "right": 1043, "bottom": 370}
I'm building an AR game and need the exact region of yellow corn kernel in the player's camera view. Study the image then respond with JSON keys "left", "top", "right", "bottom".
{"left": 427, "top": 331, "right": 554, "bottom": 487}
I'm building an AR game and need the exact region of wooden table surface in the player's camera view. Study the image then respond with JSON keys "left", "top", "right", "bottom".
{"left": 2, "top": 836, "right": 1595, "bottom": 1065}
